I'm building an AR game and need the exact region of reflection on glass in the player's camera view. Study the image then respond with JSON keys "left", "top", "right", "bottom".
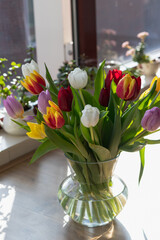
{"left": 96, "top": 0, "right": 160, "bottom": 64}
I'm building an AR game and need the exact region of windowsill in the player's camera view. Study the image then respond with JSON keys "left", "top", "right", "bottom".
{"left": 0, "top": 129, "right": 40, "bottom": 166}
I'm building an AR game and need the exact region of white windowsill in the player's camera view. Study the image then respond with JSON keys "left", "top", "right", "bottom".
{"left": 0, "top": 129, "right": 40, "bottom": 166}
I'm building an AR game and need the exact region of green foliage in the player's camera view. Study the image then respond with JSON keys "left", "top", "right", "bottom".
{"left": 94, "top": 60, "right": 106, "bottom": 103}
{"left": 133, "top": 42, "right": 150, "bottom": 64}
{"left": 0, "top": 48, "right": 37, "bottom": 108}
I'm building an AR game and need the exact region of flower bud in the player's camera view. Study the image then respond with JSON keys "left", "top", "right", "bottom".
{"left": 58, "top": 86, "right": 73, "bottom": 112}
{"left": 21, "top": 60, "right": 46, "bottom": 95}
{"left": 81, "top": 104, "right": 100, "bottom": 128}
{"left": 116, "top": 74, "right": 141, "bottom": 100}
{"left": 99, "top": 88, "right": 110, "bottom": 107}
{"left": 141, "top": 107, "right": 160, "bottom": 132}
{"left": 3, "top": 95, "right": 24, "bottom": 119}
{"left": 43, "top": 101, "right": 65, "bottom": 129}
{"left": 68, "top": 67, "right": 88, "bottom": 89}
{"left": 38, "top": 90, "right": 52, "bottom": 114}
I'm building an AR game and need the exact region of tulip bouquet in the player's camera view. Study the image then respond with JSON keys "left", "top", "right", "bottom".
{"left": 4, "top": 59, "right": 160, "bottom": 225}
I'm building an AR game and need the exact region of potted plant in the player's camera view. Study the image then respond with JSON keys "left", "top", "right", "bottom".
{"left": 122, "top": 32, "right": 159, "bottom": 76}
{"left": 0, "top": 58, "right": 37, "bottom": 134}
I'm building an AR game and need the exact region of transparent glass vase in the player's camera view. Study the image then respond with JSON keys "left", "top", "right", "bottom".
{"left": 58, "top": 155, "right": 128, "bottom": 227}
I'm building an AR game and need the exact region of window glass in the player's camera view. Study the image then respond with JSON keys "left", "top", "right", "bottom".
{"left": 0, "top": 0, "right": 36, "bottom": 64}
{"left": 96, "top": 0, "right": 160, "bottom": 63}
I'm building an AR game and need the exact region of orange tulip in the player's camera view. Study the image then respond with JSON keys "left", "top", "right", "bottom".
{"left": 43, "top": 101, "right": 65, "bottom": 129}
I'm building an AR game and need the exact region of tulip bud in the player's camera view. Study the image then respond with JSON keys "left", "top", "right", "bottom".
{"left": 68, "top": 67, "right": 88, "bottom": 89}
{"left": 43, "top": 101, "right": 65, "bottom": 129}
{"left": 99, "top": 88, "right": 110, "bottom": 107}
{"left": 21, "top": 60, "right": 46, "bottom": 95}
{"left": 38, "top": 90, "right": 52, "bottom": 114}
{"left": 141, "top": 107, "right": 160, "bottom": 132}
{"left": 116, "top": 74, "right": 141, "bottom": 101}
{"left": 3, "top": 95, "right": 24, "bottom": 119}
{"left": 58, "top": 86, "right": 73, "bottom": 112}
{"left": 81, "top": 104, "right": 100, "bottom": 128}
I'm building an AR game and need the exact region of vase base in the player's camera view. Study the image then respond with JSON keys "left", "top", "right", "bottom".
{"left": 58, "top": 174, "right": 128, "bottom": 227}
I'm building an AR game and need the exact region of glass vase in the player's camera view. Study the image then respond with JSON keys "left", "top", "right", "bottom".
{"left": 58, "top": 155, "right": 128, "bottom": 227}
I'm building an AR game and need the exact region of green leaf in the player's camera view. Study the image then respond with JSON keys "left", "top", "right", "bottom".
{"left": 30, "top": 139, "right": 57, "bottom": 164}
{"left": 45, "top": 125, "right": 84, "bottom": 160}
{"left": 49, "top": 89, "right": 58, "bottom": 104}
{"left": 89, "top": 143, "right": 111, "bottom": 161}
{"left": 139, "top": 147, "right": 145, "bottom": 183}
{"left": 81, "top": 89, "right": 100, "bottom": 108}
{"left": 71, "top": 87, "right": 83, "bottom": 114}
{"left": 141, "top": 138, "right": 160, "bottom": 145}
{"left": 108, "top": 82, "right": 121, "bottom": 157}
{"left": 73, "top": 118, "right": 91, "bottom": 160}
{"left": 45, "top": 64, "right": 58, "bottom": 95}
{"left": 94, "top": 60, "right": 106, "bottom": 102}
{"left": 80, "top": 123, "right": 91, "bottom": 143}
{"left": 108, "top": 80, "right": 119, "bottom": 123}
{"left": 120, "top": 141, "right": 145, "bottom": 152}
{"left": 12, "top": 119, "right": 29, "bottom": 131}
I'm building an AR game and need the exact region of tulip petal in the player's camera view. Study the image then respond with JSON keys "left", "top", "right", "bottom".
{"left": 49, "top": 101, "right": 63, "bottom": 116}
{"left": 3, "top": 99, "right": 16, "bottom": 118}
{"left": 27, "top": 122, "right": 46, "bottom": 139}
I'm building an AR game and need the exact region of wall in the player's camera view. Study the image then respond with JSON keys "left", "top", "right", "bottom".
{"left": 33, "top": 0, "right": 65, "bottom": 78}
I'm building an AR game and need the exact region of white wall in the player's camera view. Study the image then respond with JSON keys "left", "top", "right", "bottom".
{"left": 62, "top": 0, "right": 72, "bottom": 44}
{"left": 33, "top": 0, "right": 65, "bottom": 79}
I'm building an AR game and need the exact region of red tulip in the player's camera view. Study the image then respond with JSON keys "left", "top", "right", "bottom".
{"left": 105, "top": 69, "right": 124, "bottom": 89}
{"left": 58, "top": 86, "right": 73, "bottom": 112}
{"left": 99, "top": 88, "right": 110, "bottom": 107}
{"left": 116, "top": 74, "right": 141, "bottom": 101}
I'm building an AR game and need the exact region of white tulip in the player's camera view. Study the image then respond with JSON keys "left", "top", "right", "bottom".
{"left": 81, "top": 105, "right": 100, "bottom": 128}
{"left": 22, "top": 60, "right": 39, "bottom": 78}
{"left": 68, "top": 67, "right": 88, "bottom": 89}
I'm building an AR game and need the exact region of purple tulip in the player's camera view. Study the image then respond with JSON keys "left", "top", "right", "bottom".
{"left": 3, "top": 95, "right": 24, "bottom": 119}
{"left": 38, "top": 90, "right": 52, "bottom": 114}
{"left": 141, "top": 107, "right": 160, "bottom": 132}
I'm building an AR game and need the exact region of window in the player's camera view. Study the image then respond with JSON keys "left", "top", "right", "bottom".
{"left": 72, "top": 0, "right": 160, "bottom": 66}
{"left": 0, "top": 0, "right": 36, "bottom": 63}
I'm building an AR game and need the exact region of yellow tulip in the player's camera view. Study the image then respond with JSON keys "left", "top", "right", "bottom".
{"left": 26, "top": 122, "right": 47, "bottom": 140}
{"left": 140, "top": 76, "right": 160, "bottom": 99}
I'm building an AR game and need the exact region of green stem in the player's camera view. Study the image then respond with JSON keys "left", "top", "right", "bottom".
{"left": 67, "top": 112, "right": 70, "bottom": 124}
{"left": 79, "top": 89, "right": 85, "bottom": 107}
{"left": 90, "top": 126, "right": 94, "bottom": 143}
